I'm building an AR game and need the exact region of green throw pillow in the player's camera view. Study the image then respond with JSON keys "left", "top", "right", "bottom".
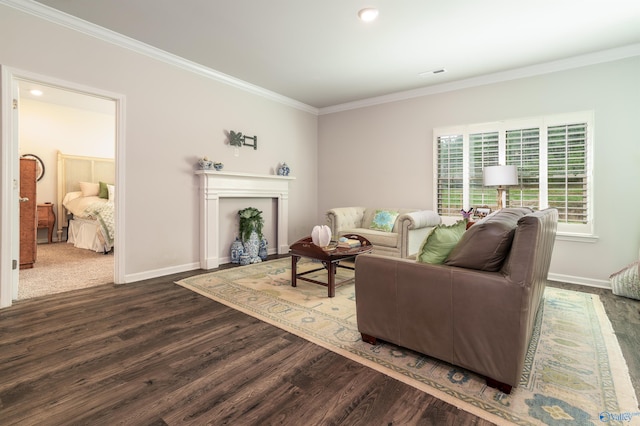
{"left": 369, "top": 209, "right": 399, "bottom": 232}
{"left": 417, "top": 220, "right": 467, "bottom": 264}
{"left": 98, "top": 181, "right": 112, "bottom": 199}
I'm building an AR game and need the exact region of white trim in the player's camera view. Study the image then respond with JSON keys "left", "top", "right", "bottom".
{"left": 0, "top": 66, "right": 15, "bottom": 308}
{"left": 195, "top": 171, "right": 295, "bottom": 269}
{"left": 556, "top": 233, "right": 599, "bottom": 243}
{"left": 319, "top": 43, "right": 640, "bottom": 115}
{"left": 123, "top": 262, "right": 201, "bottom": 284}
{"left": 548, "top": 273, "right": 610, "bottom": 289}
{"left": 0, "top": 0, "right": 318, "bottom": 115}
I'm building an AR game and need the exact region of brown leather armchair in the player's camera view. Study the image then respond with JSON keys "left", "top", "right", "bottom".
{"left": 354, "top": 208, "right": 558, "bottom": 393}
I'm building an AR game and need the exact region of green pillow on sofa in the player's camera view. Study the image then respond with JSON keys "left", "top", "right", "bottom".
{"left": 417, "top": 219, "right": 467, "bottom": 264}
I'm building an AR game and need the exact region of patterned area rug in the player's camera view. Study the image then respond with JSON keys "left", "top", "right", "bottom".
{"left": 176, "top": 258, "right": 639, "bottom": 426}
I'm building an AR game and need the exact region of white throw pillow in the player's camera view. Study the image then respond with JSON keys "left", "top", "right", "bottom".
{"left": 79, "top": 181, "right": 100, "bottom": 197}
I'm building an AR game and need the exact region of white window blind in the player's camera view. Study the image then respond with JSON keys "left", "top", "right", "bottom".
{"left": 506, "top": 127, "right": 540, "bottom": 210}
{"left": 434, "top": 111, "right": 593, "bottom": 235}
{"left": 469, "top": 132, "right": 499, "bottom": 207}
{"left": 436, "top": 134, "right": 463, "bottom": 216}
{"left": 547, "top": 123, "right": 588, "bottom": 224}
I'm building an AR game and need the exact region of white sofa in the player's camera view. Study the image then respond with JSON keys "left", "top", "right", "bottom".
{"left": 326, "top": 207, "right": 441, "bottom": 258}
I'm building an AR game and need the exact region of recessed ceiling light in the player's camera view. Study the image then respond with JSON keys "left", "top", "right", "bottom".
{"left": 358, "top": 8, "right": 379, "bottom": 22}
{"left": 30, "top": 89, "right": 43, "bottom": 96}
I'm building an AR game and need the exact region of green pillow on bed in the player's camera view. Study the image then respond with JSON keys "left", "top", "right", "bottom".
{"left": 98, "top": 181, "right": 112, "bottom": 199}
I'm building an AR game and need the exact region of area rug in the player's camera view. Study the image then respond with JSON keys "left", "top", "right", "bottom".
{"left": 176, "top": 258, "right": 639, "bottom": 426}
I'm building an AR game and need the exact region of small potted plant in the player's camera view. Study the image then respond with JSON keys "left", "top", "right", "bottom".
{"left": 238, "top": 207, "right": 264, "bottom": 263}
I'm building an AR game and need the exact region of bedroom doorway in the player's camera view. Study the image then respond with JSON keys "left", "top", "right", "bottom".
{"left": 17, "top": 82, "right": 116, "bottom": 300}
{"left": 0, "top": 67, "right": 125, "bottom": 307}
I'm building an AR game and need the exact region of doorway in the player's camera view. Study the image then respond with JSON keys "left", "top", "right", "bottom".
{"left": 0, "top": 67, "right": 126, "bottom": 308}
{"left": 17, "top": 81, "right": 116, "bottom": 299}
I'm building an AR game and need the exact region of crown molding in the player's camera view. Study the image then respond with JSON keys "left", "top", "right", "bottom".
{"left": 319, "top": 43, "right": 640, "bottom": 115}
{"left": 1, "top": 0, "right": 319, "bottom": 115}
{"left": 5, "top": 0, "right": 639, "bottom": 117}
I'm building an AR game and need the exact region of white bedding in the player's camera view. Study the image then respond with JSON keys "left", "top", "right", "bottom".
{"left": 63, "top": 190, "right": 115, "bottom": 253}
{"left": 63, "top": 191, "right": 105, "bottom": 218}
{"left": 68, "top": 218, "right": 106, "bottom": 253}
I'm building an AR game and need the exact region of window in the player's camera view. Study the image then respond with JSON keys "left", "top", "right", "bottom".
{"left": 436, "top": 134, "right": 463, "bottom": 216}
{"left": 433, "top": 112, "right": 593, "bottom": 235}
{"left": 469, "top": 131, "right": 499, "bottom": 207}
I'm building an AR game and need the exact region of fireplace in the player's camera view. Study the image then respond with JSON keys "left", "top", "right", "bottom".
{"left": 196, "top": 170, "right": 295, "bottom": 269}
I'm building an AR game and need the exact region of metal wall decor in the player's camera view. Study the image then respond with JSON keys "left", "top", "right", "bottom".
{"left": 229, "top": 130, "right": 258, "bottom": 150}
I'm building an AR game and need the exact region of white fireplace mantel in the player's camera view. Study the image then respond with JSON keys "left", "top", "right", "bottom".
{"left": 196, "top": 170, "right": 295, "bottom": 269}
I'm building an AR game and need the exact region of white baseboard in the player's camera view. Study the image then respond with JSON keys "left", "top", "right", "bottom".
{"left": 123, "top": 261, "right": 201, "bottom": 284}
{"left": 548, "top": 272, "right": 610, "bottom": 289}
{"left": 122, "top": 247, "right": 282, "bottom": 284}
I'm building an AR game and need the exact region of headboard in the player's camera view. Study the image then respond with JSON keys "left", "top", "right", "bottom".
{"left": 56, "top": 151, "right": 115, "bottom": 240}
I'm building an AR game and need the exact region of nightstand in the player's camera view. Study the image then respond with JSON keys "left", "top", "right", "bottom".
{"left": 37, "top": 203, "right": 56, "bottom": 243}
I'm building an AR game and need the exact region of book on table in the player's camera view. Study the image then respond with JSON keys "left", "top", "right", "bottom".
{"left": 337, "top": 238, "right": 361, "bottom": 248}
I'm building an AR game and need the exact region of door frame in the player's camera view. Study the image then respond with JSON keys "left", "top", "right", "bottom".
{"left": 0, "top": 66, "right": 126, "bottom": 308}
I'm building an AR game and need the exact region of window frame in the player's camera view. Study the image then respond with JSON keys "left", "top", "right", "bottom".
{"left": 433, "top": 111, "right": 595, "bottom": 238}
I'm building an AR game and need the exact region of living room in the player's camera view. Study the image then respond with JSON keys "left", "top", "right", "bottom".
{"left": 0, "top": 0, "right": 639, "bottom": 423}
{"left": 1, "top": 1, "right": 639, "bottom": 301}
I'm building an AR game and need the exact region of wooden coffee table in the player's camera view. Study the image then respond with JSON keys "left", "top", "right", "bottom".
{"left": 289, "top": 234, "right": 373, "bottom": 297}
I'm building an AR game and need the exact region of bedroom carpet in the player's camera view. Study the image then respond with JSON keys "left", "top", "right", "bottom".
{"left": 18, "top": 242, "right": 113, "bottom": 300}
{"left": 176, "top": 258, "right": 639, "bottom": 426}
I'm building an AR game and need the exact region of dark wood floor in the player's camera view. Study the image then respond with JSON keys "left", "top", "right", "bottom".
{"left": 1, "top": 258, "right": 638, "bottom": 425}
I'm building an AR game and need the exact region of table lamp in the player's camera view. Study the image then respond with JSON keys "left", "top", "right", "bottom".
{"left": 483, "top": 165, "right": 518, "bottom": 210}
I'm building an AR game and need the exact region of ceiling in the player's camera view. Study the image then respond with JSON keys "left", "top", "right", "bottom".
{"left": 31, "top": 0, "right": 640, "bottom": 109}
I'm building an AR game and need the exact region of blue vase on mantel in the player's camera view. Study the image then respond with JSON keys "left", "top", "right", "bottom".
{"left": 230, "top": 237, "right": 244, "bottom": 264}
{"left": 277, "top": 162, "right": 290, "bottom": 176}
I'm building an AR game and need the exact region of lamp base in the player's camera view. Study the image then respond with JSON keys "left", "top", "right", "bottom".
{"left": 496, "top": 187, "right": 505, "bottom": 210}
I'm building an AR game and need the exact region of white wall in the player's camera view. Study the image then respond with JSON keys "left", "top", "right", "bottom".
{"left": 19, "top": 97, "right": 116, "bottom": 205}
{"left": 0, "top": 4, "right": 318, "bottom": 283}
{"left": 318, "top": 56, "right": 640, "bottom": 287}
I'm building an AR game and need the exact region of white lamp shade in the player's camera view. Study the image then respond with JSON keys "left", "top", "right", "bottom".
{"left": 483, "top": 165, "right": 518, "bottom": 186}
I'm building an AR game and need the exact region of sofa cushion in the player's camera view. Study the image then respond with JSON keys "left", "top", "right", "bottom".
{"left": 444, "top": 208, "right": 530, "bottom": 271}
{"left": 417, "top": 220, "right": 467, "bottom": 264}
{"left": 369, "top": 209, "right": 399, "bottom": 232}
{"left": 338, "top": 228, "right": 399, "bottom": 248}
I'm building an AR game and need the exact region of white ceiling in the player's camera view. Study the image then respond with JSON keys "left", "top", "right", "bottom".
{"left": 31, "top": 0, "right": 640, "bottom": 109}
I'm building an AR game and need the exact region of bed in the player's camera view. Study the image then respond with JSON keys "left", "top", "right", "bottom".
{"left": 57, "top": 151, "right": 115, "bottom": 253}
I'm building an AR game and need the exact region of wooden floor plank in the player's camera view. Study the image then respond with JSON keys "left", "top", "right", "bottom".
{"left": 0, "top": 262, "right": 638, "bottom": 426}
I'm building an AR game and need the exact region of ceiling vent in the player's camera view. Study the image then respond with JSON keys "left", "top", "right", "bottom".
{"left": 419, "top": 68, "right": 447, "bottom": 77}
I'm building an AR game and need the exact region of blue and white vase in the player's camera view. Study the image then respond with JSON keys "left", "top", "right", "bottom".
{"left": 259, "top": 238, "right": 268, "bottom": 261}
{"left": 230, "top": 237, "right": 244, "bottom": 264}
{"left": 244, "top": 231, "right": 262, "bottom": 263}
{"left": 277, "top": 162, "right": 290, "bottom": 176}
{"left": 239, "top": 254, "right": 251, "bottom": 266}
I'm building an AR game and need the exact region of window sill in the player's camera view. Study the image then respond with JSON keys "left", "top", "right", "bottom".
{"left": 556, "top": 232, "right": 599, "bottom": 243}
